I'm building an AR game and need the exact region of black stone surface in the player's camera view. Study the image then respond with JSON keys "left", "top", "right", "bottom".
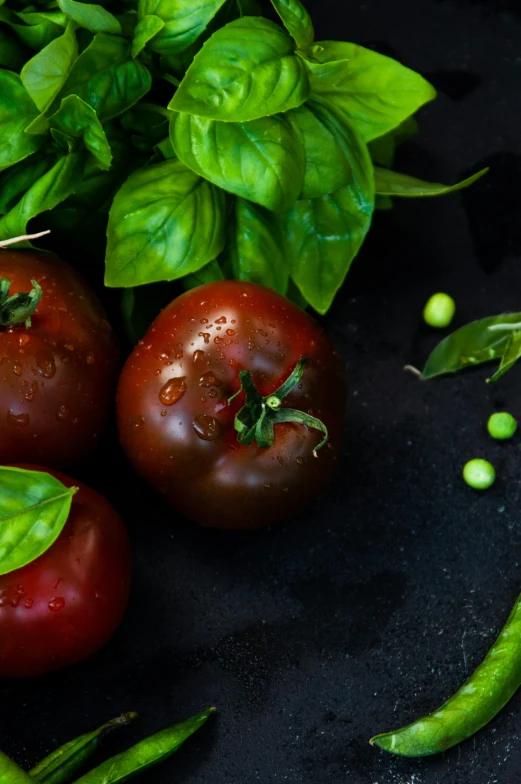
{"left": 2, "top": 0, "right": 521, "bottom": 782}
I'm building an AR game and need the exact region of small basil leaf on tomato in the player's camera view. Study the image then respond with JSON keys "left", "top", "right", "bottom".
{"left": 227, "top": 198, "right": 289, "bottom": 295}
{"left": 422, "top": 314, "right": 521, "bottom": 380}
{"left": 57, "top": 0, "right": 121, "bottom": 35}
{"left": 283, "top": 113, "right": 374, "bottom": 314}
{"left": 374, "top": 165, "right": 488, "bottom": 197}
{"left": 20, "top": 22, "right": 77, "bottom": 115}
{"left": 138, "top": 0, "right": 228, "bottom": 55}
{"left": 170, "top": 110, "right": 305, "bottom": 212}
{"left": 131, "top": 15, "right": 164, "bottom": 58}
{"left": 0, "top": 151, "right": 85, "bottom": 244}
{"left": 0, "top": 466, "right": 76, "bottom": 576}
{"left": 105, "top": 158, "right": 226, "bottom": 287}
{"left": 170, "top": 17, "right": 310, "bottom": 122}
{"left": 300, "top": 41, "right": 436, "bottom": 142}
{"left": 49, "top": 95, "right": 112, "bottom": 169}
{"left": 269, "top": 0, "right": 314, "bottom": 50}
{"left": 0, "top": 71, "right": 45, "bottom": 173}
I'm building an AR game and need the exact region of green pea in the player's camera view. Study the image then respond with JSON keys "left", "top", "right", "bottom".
{"left": 487, "top": 412, "right": 517, "bottom": 440}
{"left": 423, "top": 293, "right": 456, "bottom": 328}
{"left": 463, "top": 459, "right": 496, "bottom": 490}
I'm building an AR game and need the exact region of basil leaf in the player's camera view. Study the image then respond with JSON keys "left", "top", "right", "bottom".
{"left": 374, "top": 165, "right": 488, "bottom": 197}
{"left": 57, "top": 0, "right": 122, "bottom": 34}
{"left": 288, "top": 99, "right": 357, "bottom": 199}
{"left": 0, "top": 152, "right": 54, "bottom": 215}
{"left": 0, "top": 466, "right": 75, "bottom": 576}
{"left": 300, "top": 41, "right": 436, "bottom": 142}
{"left": 49, "top": 95, "right": 112, "bottom": 169}
{"left": 0, "top": 151, "right": 84, "bottom": 243}
{"left": 0, "top": 70, "right": 44, "bottom": 173}
{"left": 182, "top": 258, "right": 225, "bottom": 291}
{"left": 229, "top": 197, "right": 289, "bottom": 294}
{"left": 138, "top": 0, "right": 228, "bottom": 55}
{"left": 60, "top": 33, "right": 152, "bottom": 121}
{"left": 421, "top": 314, "right": 521, "bottom": 380}
{"left": 283, "top": 120, "right": 374, "bottom": 314}
{"left": 0, "top": 27, "right": 27, "bottom": 70}
{"left": 121, "top": 102, "right": 170, "bottom": 141}
{"left": 1, "top": 8, "right": 65, "bottom": 51}
{"left": 270, "top": 0, "right": 314, "bottom": 49}
{"left": 170, "top": 17, "right": 310, "bottom": 122}
{"left": 105, "top": 158, "right": 226, "bottom": 287}
{"left": 21, "top": 22, "right": 78, "bottom": 113}
{"left": 131, "top": 14, "right": 164, "bottom": 58}
{"left": 170, "top": 110, "right": 305, "bottom": 212}
{"left": 489, "top": 331, "right": 521, "bottom": 383}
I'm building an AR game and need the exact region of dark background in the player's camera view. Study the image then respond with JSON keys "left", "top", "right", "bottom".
{"left": 3, "top": 0, "right": 521, "bottom": 782}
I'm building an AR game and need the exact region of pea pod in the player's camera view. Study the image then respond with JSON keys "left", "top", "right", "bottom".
{"left": 0, "top": 750, "right": 34, "bottom": 783}
{"left": 370, "top": 593, "right": 521, "bottom": 756}
{"left": 71, "top": 708, "right": 215, "bottom": 783}
{"left": 29, "top": 713, "right": 137, "bottom": 784}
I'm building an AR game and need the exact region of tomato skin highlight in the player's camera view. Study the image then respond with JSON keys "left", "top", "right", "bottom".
{"left": 0, "top": 251, "right": 120, "bottom": 468}
{"left": 117, "top": 281, "right": 346, "bottom": 530}
{"left": 0, "top": 466, "right": 131, "bottom": 678}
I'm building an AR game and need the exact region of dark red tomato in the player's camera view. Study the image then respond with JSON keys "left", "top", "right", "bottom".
{"left": 0, "top": 466, "right": 131, "bottom": 677}
{"left": 0, "top": 250, "right": 119, "bottom": 467}
{"left": 117, "top": 281, "right": 346, "bottom": 530}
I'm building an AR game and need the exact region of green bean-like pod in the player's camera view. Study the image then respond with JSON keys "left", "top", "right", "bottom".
{"left": 0, "top": 749, "right": 35, "bottom": 783}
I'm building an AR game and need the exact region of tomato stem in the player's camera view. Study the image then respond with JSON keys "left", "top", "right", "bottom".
{"left": 228, "top": 356, "right": 329, "bottom": 457}
{"left": 0, "top": 278, "right": 43, "bottom": 328}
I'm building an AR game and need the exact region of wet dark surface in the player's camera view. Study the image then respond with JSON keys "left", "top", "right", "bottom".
{"left": 2, "top": 0, "right": 521, "bottom": 782}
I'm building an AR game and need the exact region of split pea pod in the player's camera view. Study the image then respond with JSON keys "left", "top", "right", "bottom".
{"left": 0, "top": 750, "right": 34, "bottom": 784}
{"left": 29, "top": 713, "right": 137, "bottom": 784}
{"left": 71, "top": 707, "right": 214, "bottom": 783}
{"left": 371, "top": 592, "right": 521, "bottom": 756}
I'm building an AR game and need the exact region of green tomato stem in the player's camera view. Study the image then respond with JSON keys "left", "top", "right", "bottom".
{"left": 0, "top": 277, "right": 43, "bottom": 329}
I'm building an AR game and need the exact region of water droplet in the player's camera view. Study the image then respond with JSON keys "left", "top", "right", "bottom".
{"left": 25, "top": 598, "right": 33, "bottom": 609}
{"left": 226, "top": 329, "right": 235, "bottom": 336}
{"left": 193, "top": 350, "right": 205, "bottom": 362}
{"left": 199, "top": 371, "right": 222, "bottom": 388}
{"left": 192, "top": 415, "right": 222, "bottom": 441}
{"left": 215, "top": 316, "right": 227, "bottom": 324}
{"left": 12, "top": 362, "right": 22, "bottom": 377}
{"left": 86, "top": 352, "right": 95, "bottom": 365}
{"left": 154, "top": 369, "right": 162, "bottom": 375}
{"left": 7, "top": 410, "right": 29, "bottom": 427}
{"left": 36, "top": 351, "right": 56, "bottom": 379}
{"left": 18, "top": 334, "right": 30, "bottom": 347}
{"left": 200, "top": 318, "right": 209, "bottom": 324}
{"left": 64, "top": 344, "right": 74, "bottom": 352}
{"left": 198, "top": 332, "right": 211, "bottom": 344}
{"left": 214, "top": 336, "right": 222, "bottom": 344}
{"left": 208, "top": 389, "right": 218, "bottom": 399}
{"left": 56, "top": 405, "right": 70, "bottom": 421}
{"left": 159, "top": 377, "right": 187, "bottom": 405}
{"left": 160, "top": 409, "right": 167, "bottom": 417}
{"left": 264, "top": 483, "right": 272, "bottom": 489}
{"left": 48, "top": 597, "right": 65, "bottom": 612}
{"left": 25, "top": 381, "right": 38, "bottom": 401}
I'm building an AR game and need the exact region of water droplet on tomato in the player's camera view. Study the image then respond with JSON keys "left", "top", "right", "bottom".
{"left": 86, "top": 352, "right": 95, "bottom": 365}
{"left": 199, "top": 371, "right": 222, "bottom": 388}
{"left": 193, "top": 350, "right": 205, "bottom": 362}
{"left": 192, "top": 415, "right": 221, "bottom": 441}
{"left": 159, "top": 377, "right": 187, "bottom": 405}
{"left": 154, "top": 369, "right": 162, "bottom": 375}
{"left": 36, "top": 351, "right": 56, "bottom": 379}
{"left": 200, "top": 318, "right": 209, "bottom": 324}
{"left": 208, "top": 389, "right": 218, "bottom": 399}
{"left": 264, "top": 483, "right": 272, "bottom": 489}
{"left": 12, "top": 362, "right": 22, "bottom": 376}
{"left": 25, "top": 598, "right": 33, "bottom": 609}
{"left": 160, "top": 409, "right": 167, "bottom": 417}
{"left": 7, "top": 410, "right": 29, "bottom": 427}
{"left": 18, "top": 334, "right": 30, "bottom": 347}
{"left": 198, "top": 332, "right": 210, "bottom": 344}
{"left": 226, "top": 329, "right": 235, "bottom": 336}
{"left": 56, "top": 405, "right": 70, "bottom": 421}
{"left": 48, "top": 597, "right": 65, "bottom": 612}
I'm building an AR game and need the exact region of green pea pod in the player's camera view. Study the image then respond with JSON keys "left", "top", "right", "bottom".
{"left": 30, "top": 713, "right": 138, "bottom": 784}
{"left": 370, "top": 593, "right": 521, "bottom": 756}
{"left": 71, "top": 708, "right": 215, "bottom": 783}
{"left": 0, "top": 750, "right": 34, "bottom": 783}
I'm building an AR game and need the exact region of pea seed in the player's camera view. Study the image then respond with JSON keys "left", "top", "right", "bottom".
{"left": 463, "top": 458, "right": 496, "bottom": 490}
{"left": 423, "top": 293, "right": 456, "bottom": 328}
{"left": 487, "top": 412, "right": 517, "bottom": 440}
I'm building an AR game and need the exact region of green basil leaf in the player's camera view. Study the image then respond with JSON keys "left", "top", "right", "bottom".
{"left": 288, "top": 99, "right": 356, "bottom": 199}
{"left": 170, "top": 110, "right": 305, "bottom": 212}
{"left": 0, "top": 466, "right": 76, "bottom": 576}
{"left": 138, "top": 0, "right": 228, "bottom": 55}
{"left": 374, "top": 165, "right": 488, "bottom": 197}
{"left": 57, "top": 0, "right": 121, "bottom": 34}
{"left": 105, "top": 158, "right": 226, "bottom": 287}
{"left": 421, "top": 314, "right": 521, "bottom": 380}
{"left": 0, "top": 70, "right": 43, "bottom": 173}
{"left": 0, "top": 152, "right": 54, "bottom": 215}
{"left": 489, "top": 331, "right": 521, "bottom": 382}
{"left": 21, "top": 22, "right": 78, "bottom": 113}
{"left": 59, "top": 33, "right": 152, "bottom": 121}
{"left": 0, "top": 151, "right": 84, "bottom": 243}
{"left": 182, "top": 258, "right": 225, "bottom": 291}
{"left": 270, "top": 0, "right": 313, "bottom": 49}
{"left": 283, "top": 120, "right": 374, "bottom": 314}
{"left": 1, "top": 8, "right": 65, "bottom": 51}
{"left": 49, "top": 94, "right": 112, "bottom": 169}
{"left": 121, "top": 102, "right": 170, "bottom": 141}
{"left": 131, "top": 14, "right": 164, "bottom": 57}
{"left": 300, "top": 41, "right": 436, "bottom": 142}
{"left": 229, "top": 197, "right": 289, "bottom": 294}
{"left": 170, "top": 17, "right": 310, "bottom": 122}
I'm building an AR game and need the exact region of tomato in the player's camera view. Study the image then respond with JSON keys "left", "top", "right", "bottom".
{"left": 117, "top": 281, "right": 346, "bottom": 530}
{"left": 0, "top": 250, "right": 119, "bottom": 467}
{"left": 0, "top": 466, "right": 131, "bottom": 677}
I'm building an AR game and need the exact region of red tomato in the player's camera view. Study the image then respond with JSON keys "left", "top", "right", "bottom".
{"left": 0, "top": 467, "right": 131, "bottom": 677}
{"left": 0, "top": 250, "right": 119, "bottom": 467}
{"left": 117, "top": 281, "right": 346, "bottom": 530}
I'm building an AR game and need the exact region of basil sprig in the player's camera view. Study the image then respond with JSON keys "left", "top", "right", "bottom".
{"left": 0, "top": 0, "right": 484, "bottom": 317}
